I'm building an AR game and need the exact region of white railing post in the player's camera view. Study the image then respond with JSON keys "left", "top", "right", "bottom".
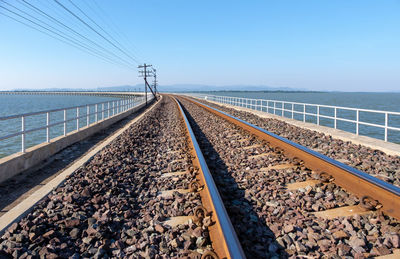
{"left": 76, "top": 107, "right": 79, "bottom": 131}
{"left": 112, "top": 101, "right": 115, "bottom": 116}
{"left": 102, "top": 103, "right": 104, "bottom": 120}
{"left": 46, "top": 112, "right": 50, "bottom": 143}
{"left": 95, "top": 104, "right": 98, "bottom": 122}
{"left": 108, "top": 102, "right": 110, "bottom": 118}
{"left": 184, "top": 93, "right": 400, "bottom": 144}
{"left": 334, "top": 107, "right": 337, "bottom": 129}
{"left": 21, "top": 116, "right": 25, "bottom": 153}
{"left": 385, "top": 112, "right": 388, "bottom": 142}
{"left": 87, "top": 105, "right": 90, "bottom": 126}
{"left": 291, "top": 103, "right": 294, "bottom": 119}
{"left": 63, "top": 109, "right": 67, "bottom": 136}
{"left": 356, "top": 110, "right": 359, "bottom": 135}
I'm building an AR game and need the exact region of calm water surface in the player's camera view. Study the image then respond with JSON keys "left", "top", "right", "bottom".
{"left": 197, "top": 91, "right": 400, "bottom": 144}
{"left": 1, "top": 92, "right": 399, "bottom": 158}
{"left": 0, "top": 94, "right": 122, "bottom": 158}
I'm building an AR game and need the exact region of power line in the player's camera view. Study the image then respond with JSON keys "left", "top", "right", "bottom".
{"left": 83, "top": 0, "right": 144, "bottom": 62}
{"left": 53, "top": 0, "right": 141, "bottom": 65}
{"left": 0, "top": 9, "right": 126, "bottom": 69}
{"left": 0, "top": 4, "right": 135, "bottom": 69}
{"left": 67, "top": 0, "right": 142, "bottom": 64}
{"left": 15, "top": 0, "right": 137, "bottom": 69}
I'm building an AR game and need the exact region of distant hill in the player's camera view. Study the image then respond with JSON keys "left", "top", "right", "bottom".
{"left": 158, "top": 84, "right": 306, "bottom": 92}
{"left": 96, "top": 84, "right": 305, "bottom": 92}
{"left": 10, "top": 84, "right": 306, "bottom": 92}
{"left": 156, "top": 84, "right": 305, "bottom": 92}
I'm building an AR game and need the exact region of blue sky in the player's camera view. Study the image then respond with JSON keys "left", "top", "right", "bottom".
{"left": 0, "top": 0, "right": 399, "bottom": 91}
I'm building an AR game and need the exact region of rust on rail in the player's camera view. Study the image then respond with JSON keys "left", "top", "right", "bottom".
{"left": 172, "top": 97, "right": 245, "bottom": 259}
{"left": 181, "top": 96, "right": 400, "bottom": 221}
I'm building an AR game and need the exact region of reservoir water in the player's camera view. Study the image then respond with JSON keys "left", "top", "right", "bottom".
{"left": 0, "top": 94, "right": 122, "bottom": 159}
{"left": 0, "top": 92, "right": 399, "bottom": 159}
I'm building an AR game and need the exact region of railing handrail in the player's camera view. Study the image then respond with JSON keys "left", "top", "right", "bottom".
{"left": 0, "top": 97, "right": 133, "bottom": 121}
{"left": 0, "top": 95, "right": 151, "bottom": 155}
{"left": 198, "top": 94, "right": 400, "bottom": 115}
{"left": 184, "top": 93, "right": 400, "bottom": 143}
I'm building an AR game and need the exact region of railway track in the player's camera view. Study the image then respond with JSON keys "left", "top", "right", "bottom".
{"left": 0, "top": 96, "right": 244, "bottom": 258}
{"left": 1, "top": 94, "right": 399, "bottom": 258}
{"left": 176, "top": 95, "right": 400, "bottom": 258}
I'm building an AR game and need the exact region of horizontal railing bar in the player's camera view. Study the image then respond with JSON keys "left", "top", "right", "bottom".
{"left": 387, "top": 126, "right": 400, "bottom": 132}
{"left": 203, "top": 94, "right": 400, "bottom": 126}
{"left": 187, "top": 94, "right": 400, "bottom": 143}
{"left": 0, "top": 97, "right": 135, "bottom": 120}
{"left": 0, "top": 132, "right": 22, "bottom": 141}
{"left": 0, "top": 98, "right": 145, "bottom": 143}
{"left": 202, "top": 94, "right": 400, "bottom": 115}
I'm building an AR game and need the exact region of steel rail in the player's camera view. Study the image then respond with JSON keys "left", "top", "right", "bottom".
{"left": 181, "top": 96, "right": 400, "bottom": 220}
{"left": 173, "top": 97, "right": 246, "bottom": 259}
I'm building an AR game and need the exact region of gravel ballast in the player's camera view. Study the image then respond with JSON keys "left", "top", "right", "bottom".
{"left": 179, "top": 97, "right": 400, "bottom": 258}
{"left": 0, "top": 96, "right": 211, "bottom": 258}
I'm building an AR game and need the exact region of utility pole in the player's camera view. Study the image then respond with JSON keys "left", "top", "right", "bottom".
{"left": 152, "top": 68, "right": 158, "bottom": 97}
{"left": 138, "top": 63, "right": 157, "bottom": 105}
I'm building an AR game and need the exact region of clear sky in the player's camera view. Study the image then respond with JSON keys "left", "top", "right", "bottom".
{"left": 0, "top": 0, "right": 399, "bottom": 91}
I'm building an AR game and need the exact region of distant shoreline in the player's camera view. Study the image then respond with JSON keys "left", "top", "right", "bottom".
{"left": 1, "top": 89, "right": 399, "bottom": 94}
{"left": 178, "top": 90, "right": 400, "bottom": 94}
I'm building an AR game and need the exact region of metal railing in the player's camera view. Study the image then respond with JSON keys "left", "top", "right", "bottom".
{"left": 0, "top": 95, "right": 149, "bottom": 154}
{"left": 187, "top": 94, "right": 400, "bottom": 143}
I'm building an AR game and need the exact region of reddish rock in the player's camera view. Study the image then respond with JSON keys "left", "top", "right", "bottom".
{"left": 332, "top": 230, "right": 348, "bottom": 239}
{"left": 43, "top": 230, "right": 55, "bottom": 239}
{"left": 64, "top": 218, "right": 80, "bottom": 228}
{"left": 155, "top": 224, "right": 165, "bottom": 233}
